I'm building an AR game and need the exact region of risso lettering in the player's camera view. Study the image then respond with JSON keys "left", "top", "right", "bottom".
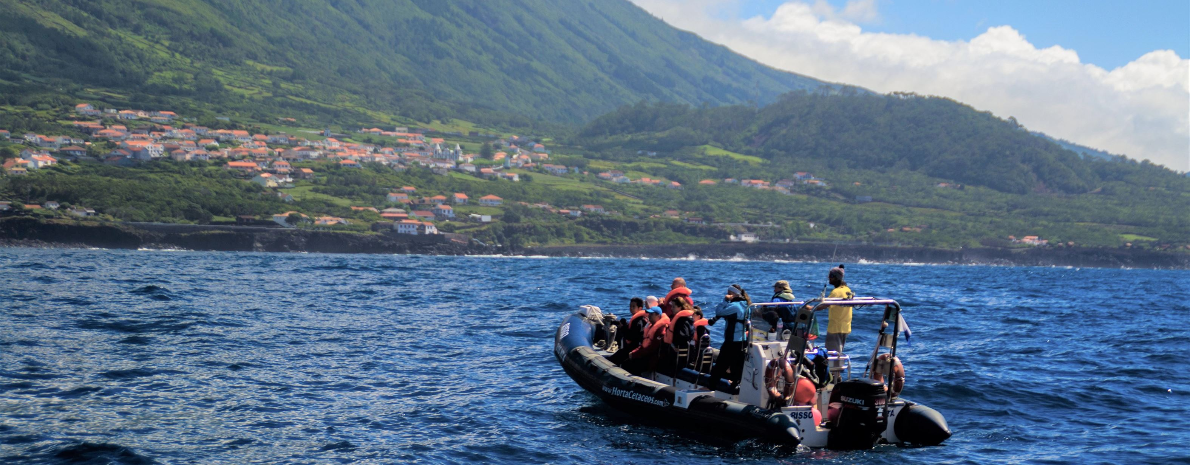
{"left": 787, "top": 411, "right": 815, "bottom": 420}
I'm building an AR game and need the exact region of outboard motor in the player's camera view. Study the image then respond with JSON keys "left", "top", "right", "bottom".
{"left": 827, "top": 378, "right": 886, "bottom": 450}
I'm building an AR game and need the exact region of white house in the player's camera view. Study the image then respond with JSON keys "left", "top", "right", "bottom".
{"left": 433, "top": 204, "right": 455, "bottom": 219}
{"left": 395, "top": 219, "right": 421, "bottom": 235}
{"left": 26, "top": 154, "right": 58, "bottom": 169}
{"left": 315, "top": 216, "right": 347, "bottom": 226}
{"left": 730, "top": 233, "right": 759, "bottom": 243}
{"left": 252, "top": 173, "right": 278, "bottom": 188}
{"left": 478, "top": 195, "right": 503, "bottom": 206}
{"left": 272, "top": 211, "right": 307, "bottom": 227}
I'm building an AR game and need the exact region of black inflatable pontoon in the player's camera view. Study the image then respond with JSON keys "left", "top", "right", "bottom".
{"left": 553, "top": 298, "right": 951, "bottom": 449}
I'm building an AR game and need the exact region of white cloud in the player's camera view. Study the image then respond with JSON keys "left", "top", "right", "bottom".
{"left": 837, "top": 0, "right": 880, "bottom": 23}
{"left": 631, "top": 0, "right": 1190, "bottom": 171}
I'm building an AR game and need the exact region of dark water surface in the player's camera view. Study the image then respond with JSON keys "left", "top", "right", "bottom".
{"left": 2, "top": 248, "right": 1189, "bottom": 464}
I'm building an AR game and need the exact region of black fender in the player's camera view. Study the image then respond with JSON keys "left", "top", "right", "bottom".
{"left": 893, "top": 402, "right": 951, "bottom": 446}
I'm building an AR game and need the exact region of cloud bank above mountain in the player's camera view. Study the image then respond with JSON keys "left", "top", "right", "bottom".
{"left": 632, "top": 0, "right": 1189, "bottom": 171}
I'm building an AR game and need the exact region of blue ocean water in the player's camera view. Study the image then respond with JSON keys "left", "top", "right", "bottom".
{"left": 2, "top": 248, "right": 1189, "bottom": 464}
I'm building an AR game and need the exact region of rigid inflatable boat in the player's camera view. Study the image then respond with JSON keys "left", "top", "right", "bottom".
{"left": 553, "top": 297, "right": 951, "bottom": 449}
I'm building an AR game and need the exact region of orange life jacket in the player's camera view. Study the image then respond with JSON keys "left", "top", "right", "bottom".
{"left": 662, "top": 287, "right": 693, "bottom": 317}
{"left": 629, "top": 314, "right": 670, "bottom": 360}
{"left": 793, "top": 376, "right": 817, "bottom": 405}
{"left": 663, "top": 310, "right": 694, "bottom": 344}
{"left": 693, "top": 318, "right": 710, "bottom": 342}
{"left": 636, "top": 314, "right": 669, "bottom": 354}
{"left": 626, "top": 311, "right": 648, "bottom": 344}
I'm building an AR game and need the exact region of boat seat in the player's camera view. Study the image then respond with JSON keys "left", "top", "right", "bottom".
{"left": 693, "top": 339, "right": 714, "bottom": 372}
{"left": 689, "top": 336, "right": 714, "bottom": 373}
{"left": 674, "top": 367, "right": 738, "bottom": 394}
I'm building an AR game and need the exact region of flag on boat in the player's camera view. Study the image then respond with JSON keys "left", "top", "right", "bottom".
{"left": 897, "top": 313, "right": 912, "bottom": 345}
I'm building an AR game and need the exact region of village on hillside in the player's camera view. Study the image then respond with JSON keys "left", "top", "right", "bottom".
{"left": 0, "top": 103, "right": 1063, "bottom": 247}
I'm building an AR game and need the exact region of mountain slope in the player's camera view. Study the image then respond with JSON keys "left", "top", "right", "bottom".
{"left": 576, "top": 92, "right": 1190, "bottom": 195}
{"left": 0, "top": 0, "right": 831, "bottom": 124}
{"left": 1031, "top": 132, "right": 1119, "bottom": 162}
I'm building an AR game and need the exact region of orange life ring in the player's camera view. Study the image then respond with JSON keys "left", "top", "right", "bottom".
{"left": 765, "top": 358, "right": 795, "bottom": 408}
{"left": 872, "top": 354, "right": 905, "bottom": 396}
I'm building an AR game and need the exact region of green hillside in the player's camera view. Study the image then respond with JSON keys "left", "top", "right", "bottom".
{"left": 0, "top": 1, "right": 1185, "bottom": 253}
{"left": 0, "top": 0, "right": 830, "bottom": 126}
{"left": 576, "top": 93, "right": 1189, "bottom": 196}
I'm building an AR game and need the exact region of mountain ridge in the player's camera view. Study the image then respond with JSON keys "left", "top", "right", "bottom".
{"left": 0, "top": 0, "right": 835, "bottom": 125}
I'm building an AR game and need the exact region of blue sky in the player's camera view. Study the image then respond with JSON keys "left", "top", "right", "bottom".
{"left": 724, "top": 0, "right": 1190, "bottom": 70}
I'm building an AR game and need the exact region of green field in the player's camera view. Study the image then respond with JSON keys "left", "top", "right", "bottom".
{"left": 510, "top": 169, "right": 643, "bottom": 204}
{"left": 455, "top": 205, "right": 503, "bottom": 216}
{"left": 697, "top": 145, "right": 764, "bottom": 165}
{"left": 670, "top": 160, "right": 716, "bottom": 171}
{"left": 284, "top": 184, "right": 352, "bottom": 207}
{"left": 510, "top": 169, "right": 596, "bottom": 192}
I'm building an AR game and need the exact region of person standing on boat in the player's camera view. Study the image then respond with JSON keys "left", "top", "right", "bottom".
{"left": 708, "top": 284, "right": 750, "bottom": 389}
{"left": 825, "top": 265, "right": 854, "bottom": 354}
{"left": 609, "top": 297, "right": 647, "bottom": 365}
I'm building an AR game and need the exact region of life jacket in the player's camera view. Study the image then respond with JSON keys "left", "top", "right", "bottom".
{"left": 664, "top": 310, "right": 695, "bottom": 344}
{"left": 628, "top": 314, "right": 669, "bottom": 360}
{"left": 639, "top": 314, "right": 669, "bottom": 350}
{"left": 693, "top": 318, "right": 710, "bottom": 341}
{"left": 662, "top": 287, "right": 693, "bottom": 318}
{"left": 626, "top": 311, "right": 648, "bottom": 345}
{"left": 793, "top": 376, "right": 817, "bottom": 405}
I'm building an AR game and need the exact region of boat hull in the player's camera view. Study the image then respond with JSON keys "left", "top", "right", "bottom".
{"left": 554, "top": 310, "right": 801, "bottom": 444}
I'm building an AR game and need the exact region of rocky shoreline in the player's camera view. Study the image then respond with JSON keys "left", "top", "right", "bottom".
{"left": 523, "top": 243, "right": 1190, "bottom": 269}
{"left": 0, "top": 218, "right": 481, "bottom": 255}
{"left": 2, "top": 218, "right": 1186, "bottom": 269}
